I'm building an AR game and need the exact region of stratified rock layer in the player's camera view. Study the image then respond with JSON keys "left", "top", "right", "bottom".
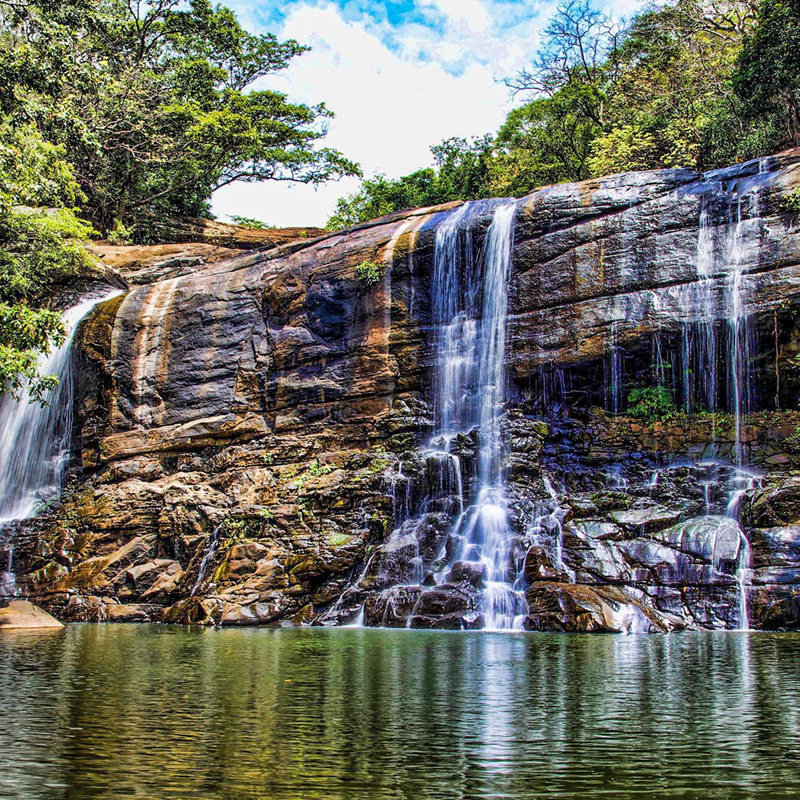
{"left": 6, "top": 151, "right": 800, "bottom": 631}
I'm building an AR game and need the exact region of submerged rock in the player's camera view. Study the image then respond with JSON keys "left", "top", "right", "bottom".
{"left": 524, "top": 583, "right": 681, "bottom": 634}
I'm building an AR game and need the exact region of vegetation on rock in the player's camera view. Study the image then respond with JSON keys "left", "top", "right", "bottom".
{"left": 230, "top": 215, "right": 273, "bottom": 230}
{"left": 354, "top": 259, "right": 385, "bottom": 287}
{"left": 328, "top": 0, "right": 799, "bottom": 228}
{"left": 627, "top": 385, "right": 678, "bottom": 422}
{"left": 0, "top": 122, "right": 99, "bottom": 400}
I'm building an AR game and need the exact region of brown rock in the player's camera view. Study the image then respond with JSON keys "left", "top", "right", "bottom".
{"left": 0, "top": 601, "right": 64, "bottom": 629}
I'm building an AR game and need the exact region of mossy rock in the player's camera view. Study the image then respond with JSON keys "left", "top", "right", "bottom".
{"left": 590, "top": 491, "right": 633, "bottom": 512}
{"left": 327, "top": 532, "right": 355, "bottom": 548}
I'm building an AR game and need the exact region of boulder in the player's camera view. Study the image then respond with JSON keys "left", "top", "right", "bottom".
{"left": 524, "top": 583, "right": 680, "bottom": 633}
{"left": 0, "top": 601, "right": 63, "bottom": 629}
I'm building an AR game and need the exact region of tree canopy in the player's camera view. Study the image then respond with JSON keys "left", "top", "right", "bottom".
{"left": 0, "top": 0, "right": 358, "bottom": 398}
{"left": 327, "top": 0, "right": 792, "bottom": 230}
{"left": 0, "top": 0, "right": 359, "bottom": 236}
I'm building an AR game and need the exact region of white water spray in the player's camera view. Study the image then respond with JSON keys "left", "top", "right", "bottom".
{"left": 0, "top": 291, "right": 122, "bottom": 523}
{"left": 0, "top": 289, "right": 122, "bottom": 596}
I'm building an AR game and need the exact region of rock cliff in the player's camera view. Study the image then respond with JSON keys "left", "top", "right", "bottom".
{"left": 6, "top": 150, "right": 800, "bottom": 632}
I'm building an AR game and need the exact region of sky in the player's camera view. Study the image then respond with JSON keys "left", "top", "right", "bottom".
{"left": 214, "top": 0, "right": 642, "bottom": 228}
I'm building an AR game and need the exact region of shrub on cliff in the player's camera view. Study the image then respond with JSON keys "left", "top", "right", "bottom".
{"left": 0, "top": 123, "right": 99, "bottom": 401}
{"left": 627, "top": 386, "right": 678, "bottom": 422}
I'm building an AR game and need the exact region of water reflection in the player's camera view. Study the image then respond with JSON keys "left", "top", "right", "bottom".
{"left": 1, "top": 627, "right": 800, "bottom": 799}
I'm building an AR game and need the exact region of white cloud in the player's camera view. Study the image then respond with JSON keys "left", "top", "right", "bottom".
{"left": 213, "top": 2, "right": 518, "bottom": 227}
{"left": 213, "top": 0, "right": 643, "bottom": 228}
{"left": 419, "top": 0, "right": 492, "bottom": 32}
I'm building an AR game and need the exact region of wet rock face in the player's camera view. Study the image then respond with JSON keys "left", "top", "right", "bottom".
{"left": 7, "top": 154, "right": 800, "bottom": 630}
{"left": 508, "top": 153, "right": 800, "bottom": 378}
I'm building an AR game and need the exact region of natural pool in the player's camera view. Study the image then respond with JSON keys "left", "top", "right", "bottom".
{"left": 1, "top": 625, "right": 800, "bottom": 799}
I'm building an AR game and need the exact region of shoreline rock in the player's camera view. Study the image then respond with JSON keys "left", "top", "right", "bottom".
{"left": 0, "top": 601, "right": 64, "bottom": 630}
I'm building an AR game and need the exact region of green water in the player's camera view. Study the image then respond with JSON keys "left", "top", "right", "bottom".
{"left": 1, "top": 626, "right": 800, "bottom": 799}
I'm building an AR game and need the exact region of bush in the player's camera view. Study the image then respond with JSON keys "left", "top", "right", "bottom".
{"left": 354, "top": 259, "right": 384, "bottom": 287}
{"left": 781, "top": 188, "right": 800, "bottom": 215}
{"left": 106, "top": 219, "right": 132, "bottom": 245}
{"left": 230, "top": 215, "right": 273, "bottom": 230}
{"left": 627, "top": 386, "right": 677, "bottom": 422}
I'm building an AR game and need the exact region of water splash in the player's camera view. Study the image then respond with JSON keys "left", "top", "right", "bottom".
{"left": 527, "top": 475, "right": 570, "bottom": 579}
{"left": 724, "top": 468, "right": 760, "bottom": 630}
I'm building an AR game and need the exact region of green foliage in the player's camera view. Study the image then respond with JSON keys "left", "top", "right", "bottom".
{"left": 781, "top": 188, "right": 800, "bottom": 214}
{"left": 230, "top": 215, "right": 273, "bottom": 230}
{"left": 221, "top": 516, "right": 261, "bottom": 543}
{"left": 627, "top": 386, "right": 678, "bottom": 422}
{"left": 326, "top": 136, "right": 494, "bottom": 229}
{"left": 309, "top": 458, "right": 334, "bottom": 477}
{"left": 0, "top": 0, "right": 360, "bottom": 235}
{"left": 329, "top": 0, "right": 775, "bottom": 227}
{"left": 354, "top": 259, "right": 385, "bottom": 287}
{"left": 0, "top": 121, "right": 99, "bottom": 400}
{"left": 106, "top": 220, "right": 132, "bottom": 246}
{"left": 734, "top": 0, "right": 800, "bottom": 149}
{"left": 588, "top": 125, "right": 659, "bottom": 176}
{"left": 327, "top": 170, "right": 440, "bottom": 230}
{"left": 0, "top": 0, "right": 358, "bottom": 395}
{"left": 490, "top": 87, "right": 601, "bottom": 193}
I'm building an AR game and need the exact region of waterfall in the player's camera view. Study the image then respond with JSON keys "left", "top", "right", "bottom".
{"left": 726, "top": 194, "right": 755, "bottom": 468}
{"left": 433, "top": 201, "right": 478, "bottom": 438}
{"left": 648, "top": 162, "right": 771, "bottom": 434}
{"left": 0, "top": 290, "right": 121, "bottom": 593}
{"left": 428, "top": 201, "right": 526, "bottom": 631}
{"left": 605, "top": 321, "right": 623, "bottom": 413}
{"left": 191, "top": 522, "right": 224, "bottom": 596}
{"left": 0, "top": 292, "right": 120, "bottom": 523}
{"left": 695, "top": 196, "right": 718, "bottom": 415}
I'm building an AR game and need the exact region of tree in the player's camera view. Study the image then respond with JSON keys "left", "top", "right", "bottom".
{"left": 0, "top": 123, "right": 99, "bottom": 401}
{"left": 498, "top": 0, "right": 618, "bottom": 189}
{"left": 0, "top": 0, "right": 358, "bottom": 397}
{"left": 327, "top": 171, "right": 440, "bottom": 230}
{"left": 0, "top": 0, "right": 360, "bottom": 235}
{"left": 431, "top": 135, "right": 494, "bottom": 201}
{"left": 329, "top": 0, "right": 789, "bottom": 230}
{"left": 593, "top": 0, "right": 757, "bottom": 174}
{"left": 734, "top": 0, "right": 800, "bottom": 148}
{"left": 490, "top": 86, "right": 601, "bottom": 195}
{"left": 327, "top": 136, "right": 494, "bottom": 229}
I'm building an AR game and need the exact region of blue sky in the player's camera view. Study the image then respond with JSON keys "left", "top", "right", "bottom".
{"left": 214, "top": 0, "right": 642, "bottom": 227}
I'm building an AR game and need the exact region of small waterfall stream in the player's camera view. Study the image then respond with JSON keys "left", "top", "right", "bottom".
{"left": 0, "top": 290, "right": 121, "bottom": 595}
{"left": 612, "top": 164, "right": 774, "bottom": 630}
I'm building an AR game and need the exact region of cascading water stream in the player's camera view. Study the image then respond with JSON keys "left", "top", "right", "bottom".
{"left": 427, "top": 201, "right": 526, "bottom": 631}
{"left": 0, "top": 290, "right": 121, "bottom": 595}
{"left": 650, "top": 166, "right": 770, "bottom": 629}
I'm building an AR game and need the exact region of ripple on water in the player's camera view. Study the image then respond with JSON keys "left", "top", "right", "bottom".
{"left": 1, "top": 626, "right": 800, "bottom": 799}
